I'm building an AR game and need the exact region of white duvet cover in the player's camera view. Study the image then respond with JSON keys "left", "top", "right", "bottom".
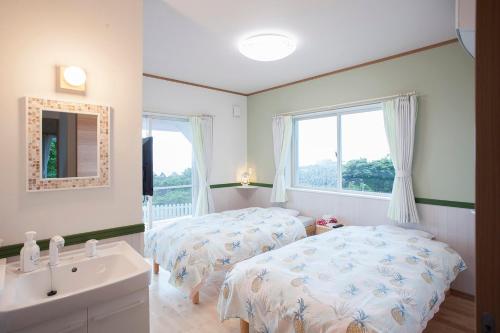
{"left": 145, "top": 207, "right": 306, "bottom": 297}
{"left": 218, "top": 225, "right": 466, "bottom": 333}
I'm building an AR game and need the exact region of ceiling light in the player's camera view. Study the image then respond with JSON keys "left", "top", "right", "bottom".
{"left": 239, "top": 34, "right": 296, "bottom": 61}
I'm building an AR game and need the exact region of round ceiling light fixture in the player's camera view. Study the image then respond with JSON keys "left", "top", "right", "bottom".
{"left": 239, "top": 33, "right": 296, "bottom": 61}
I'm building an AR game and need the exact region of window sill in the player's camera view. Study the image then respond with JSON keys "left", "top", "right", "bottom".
{"left": 287, "top": 187, "right": 391, "bottom": 201}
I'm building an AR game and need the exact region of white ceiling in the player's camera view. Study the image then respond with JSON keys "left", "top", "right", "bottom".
{"left": 144, "top": 0, "right": 456, "bottom": 95}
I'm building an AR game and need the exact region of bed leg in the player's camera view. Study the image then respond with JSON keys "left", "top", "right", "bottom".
{"left": 240, "top": 319, "right": 250, "bottom": 333}
{"left": 153, "top": 261, "right": 160, "bottom": 274}
{"left": 192, "top": 291, "right": 200, "bottom": 304}
{"left": 240, "top": 319, "right": 249, "bottom": 333}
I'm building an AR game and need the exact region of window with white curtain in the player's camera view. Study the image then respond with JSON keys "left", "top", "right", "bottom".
{"left": 291, "top": 103, "right": 395, "bottom": 195}
{"left": 142, "top": 115, "right": 193, "bottom": 227}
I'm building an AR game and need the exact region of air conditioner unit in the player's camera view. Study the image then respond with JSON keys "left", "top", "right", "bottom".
{"left": 455, "top": 0, "right": 475, "bottom": 58}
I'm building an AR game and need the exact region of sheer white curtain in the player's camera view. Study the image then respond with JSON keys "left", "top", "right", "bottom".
{"left": 190, "top": 115, "right": 214, "bottom": 216}
{"left": 271, "top": 116, "right": 293, "bottom": 203}
{"left": 383, "top": 95, "right": 419, "bottom": 224}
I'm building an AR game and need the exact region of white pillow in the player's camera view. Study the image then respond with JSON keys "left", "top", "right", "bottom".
{"left": 376, "top": 224, "right": 435, "bottom": 239}
{"left": 267, "top": 207, "right": 300, "bottom": 217}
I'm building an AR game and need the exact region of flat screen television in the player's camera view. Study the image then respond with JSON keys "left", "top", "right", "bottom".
{"left": 142, "top": 137, "right": 153, "bottom": 196}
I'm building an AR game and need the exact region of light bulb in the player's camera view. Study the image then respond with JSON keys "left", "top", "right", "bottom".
{"left": 63, "top": 66, "right": 86, "bottom": 86}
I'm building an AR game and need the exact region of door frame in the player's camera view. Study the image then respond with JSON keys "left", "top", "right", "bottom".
{"left": 475, "top": 0, "right": 500, "bottom": 331}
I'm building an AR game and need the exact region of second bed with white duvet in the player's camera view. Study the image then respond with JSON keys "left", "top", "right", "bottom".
{"left": 218, "top": 225, "right": 466, "bottom": 333}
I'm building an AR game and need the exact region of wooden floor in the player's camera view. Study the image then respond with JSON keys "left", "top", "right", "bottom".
{"left": 149, "top": 266, "right": 475, "bottom": 333}
{"left": 424, "top": 293, "right": 475, "bottom": 333}
{"left": 150, "top": 268, "right": 238, "bottom": 333}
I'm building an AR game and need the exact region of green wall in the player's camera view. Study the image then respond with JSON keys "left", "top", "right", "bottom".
{"left": 247, "top": 42, "right": 475, "bottom": 203}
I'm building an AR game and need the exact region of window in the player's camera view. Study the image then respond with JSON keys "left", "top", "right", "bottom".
{"left": 142, "top": 115, "right": 193, "bottom": 226}
{"left": 292, "top": 103, "right": 394, "bottom": 195}
{"left": 295, "top": 116, "right": 338, "bottom": 189}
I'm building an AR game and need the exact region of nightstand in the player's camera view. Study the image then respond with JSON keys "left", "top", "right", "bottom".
{"left": 315, "top": 224, "right": 344, "bottom": 235}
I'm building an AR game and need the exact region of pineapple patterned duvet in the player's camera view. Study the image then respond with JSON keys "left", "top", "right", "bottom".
{"left": 218, "top": 225, "right": 466, "bottom": 333}
{"left": 144, "top": 207, "right": 306, "bottom": 297}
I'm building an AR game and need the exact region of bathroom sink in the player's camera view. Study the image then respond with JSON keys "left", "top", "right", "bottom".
{"left": 0, "top": 241, "right": 150, "bottom": 332}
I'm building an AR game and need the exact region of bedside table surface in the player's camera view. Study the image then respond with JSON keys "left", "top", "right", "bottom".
{"left": 315, "top": 224, "right": 344, "bottom": 235}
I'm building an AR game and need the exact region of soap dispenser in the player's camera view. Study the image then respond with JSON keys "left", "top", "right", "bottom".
{"left": 20, "top": 231, "right": 40, "bottom": 272}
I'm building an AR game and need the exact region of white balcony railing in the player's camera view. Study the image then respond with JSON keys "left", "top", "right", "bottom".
{"left": 143, "top": 202, "right": 192, "bottom": 221}
{"left": 142, "top": 185, "right": 192, "bottom": 224}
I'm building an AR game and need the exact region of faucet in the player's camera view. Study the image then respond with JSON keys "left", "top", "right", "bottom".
{"left": 49, "top": 235, "right": 65, "bottom": 267}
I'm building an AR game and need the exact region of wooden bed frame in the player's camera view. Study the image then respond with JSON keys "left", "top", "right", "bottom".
{"left": 153, "top": 261, "right": 160, "bottom": 274}
{"left": 305, "top": 224, "right": 316, "bottom": 236}
{"left": 153, "top": 259, "right": 200, "bottom": 304}
{"left": 240, "top": 320, "right": 249, "bottom": 333}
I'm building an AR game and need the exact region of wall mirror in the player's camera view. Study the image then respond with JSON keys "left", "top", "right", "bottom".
{"left": 26, "top": 97, "right": 110, "bottom": 191}
{"left": 42, "top": 111, "right": 98, "bottom": 178}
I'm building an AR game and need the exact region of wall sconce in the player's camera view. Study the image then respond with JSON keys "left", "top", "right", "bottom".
{"left": 240, "top": 168, "right": 253, "bottom": 186}
{"left": 56, "top": 65, "right": 86, "bottom": 94}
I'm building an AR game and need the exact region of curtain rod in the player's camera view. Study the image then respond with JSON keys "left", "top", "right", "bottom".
{"left": 143, "top": 111, "right": 215, "bottom": 119}
{"left": 273, "top": 91, "right": 416, "bottom": 118}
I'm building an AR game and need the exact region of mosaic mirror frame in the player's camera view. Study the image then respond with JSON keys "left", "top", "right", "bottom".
{"left": 26, "top": 97, "right": 110, "bottom": 191}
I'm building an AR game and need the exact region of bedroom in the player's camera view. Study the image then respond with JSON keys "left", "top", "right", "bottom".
{"left": 0, "top": 0, "right": 498, "bottom": 333}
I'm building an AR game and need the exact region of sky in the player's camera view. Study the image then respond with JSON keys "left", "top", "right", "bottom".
{"left": 297, "top": 110, "right": 390, "bottom": 166}
{"left": 144, "top": 129, "right": 192, "bottom": 176}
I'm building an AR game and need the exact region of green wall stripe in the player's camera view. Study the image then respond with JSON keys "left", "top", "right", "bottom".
{"left": 415, "top": 198, "right": 475, "bottom": 209}
{"left": 210, "top": 182, "right": 273, "bottom": 188}
{"left": 0, "top": 223, "right": 145, "bottom": 259}
{"left": 251, "top": 182, "right": 274, "bottom": 188}
{"left": 210, "top": 182, "right": 241, "bottom": 189}
{"left": 211, "top": 182, "right": 475, "bottom": 209}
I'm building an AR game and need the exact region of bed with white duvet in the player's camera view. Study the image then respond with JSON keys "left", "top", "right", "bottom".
{"left": 217, "top": 225, "right": 466, "bottom": 333}
{"left": 145, "top": 207, "right": 307, "bottom": 300}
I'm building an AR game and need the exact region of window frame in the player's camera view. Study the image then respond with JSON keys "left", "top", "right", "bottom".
{"left": 141, "top": 112, "right": 195, "bottom": 228}
{"left": 290, "top": 102, "right": 392, "bottom": 197}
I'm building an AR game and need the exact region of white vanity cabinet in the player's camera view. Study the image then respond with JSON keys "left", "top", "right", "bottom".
{"left": 14, "top": 310, "right": 87, "bottom": 333}
{"left": 13, "top": 289, "right": 149, "bottom": 333}
{"left": 88, "top": 288, "right": 149, "bottom": 333}
{"left": 1, "top": 242, "right": 151, "bottom": 333}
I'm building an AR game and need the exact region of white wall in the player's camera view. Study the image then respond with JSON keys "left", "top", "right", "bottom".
{"left": 143, "top": 77, "right": 248, "bottom": 211}
{"left": 0, "top": 0, "right": 143, "bottom": 245}
{"left": 246, "top": 187, "right": 475, "bottom": 295}
{"left": 211, "top": 187, "right": 255, "bottom": 213}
